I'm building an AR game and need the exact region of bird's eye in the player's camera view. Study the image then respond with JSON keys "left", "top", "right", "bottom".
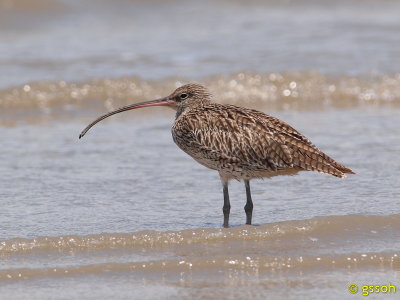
{"left": 179, "top": 93, "right": 188, "bottom": 100}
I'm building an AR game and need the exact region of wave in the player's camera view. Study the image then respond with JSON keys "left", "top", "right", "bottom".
{"left": 2, "top": 214, "right": 400, "bottom": 255}
{"left": 1, "top": 251, "right": 399, "bottom": 282}
{"left": 2, "top": 214, "right": 400, "bottom": 282}
{"left": 1, "top": 72, "right": 399, "bottom": 121}
{"left": 0, "top": 72, "right": 400, "bottom": 125}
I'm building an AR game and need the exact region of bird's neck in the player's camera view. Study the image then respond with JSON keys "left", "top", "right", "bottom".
{"left": 175, "top": 101, "right": 210, "bottom": 120}
{"left": 175, "top": 105, "right": 187, "bottom": 120}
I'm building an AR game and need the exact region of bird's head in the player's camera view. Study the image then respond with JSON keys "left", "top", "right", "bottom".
{"left": 168, "top": 83, "right": 212, "bottom": 111}
{"left": 79, "top": 83, "right": 211, "bottom": 139}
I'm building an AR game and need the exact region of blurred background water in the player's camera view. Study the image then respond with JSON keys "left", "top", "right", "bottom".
{"left": 1, "top": 0, "right": 400, "bottom": 88}
{"left": 0, "top": 0, "right": 400, "bottom": 299}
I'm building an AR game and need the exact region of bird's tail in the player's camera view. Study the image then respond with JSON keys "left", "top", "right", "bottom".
{"left": 291, "top": 142, "right": 355, "bottom": 178}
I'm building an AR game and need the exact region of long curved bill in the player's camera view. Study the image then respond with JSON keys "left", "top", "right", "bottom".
{"left": 79, "top": 97, "right": 172, "bottom": 139}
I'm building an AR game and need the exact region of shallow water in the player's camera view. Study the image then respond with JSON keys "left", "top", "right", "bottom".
{"left": 1, "top": 0, "right": 400, "bottom": 299}
{"left": 0, "top": 108, "right": 399, "bottom": 239}
{"left": 1, "top": 108, "right": 400, "bottom": 299}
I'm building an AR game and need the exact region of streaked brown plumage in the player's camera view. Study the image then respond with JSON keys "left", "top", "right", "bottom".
{"left": 79, "top": 83, "right": 354, "bottom": 227}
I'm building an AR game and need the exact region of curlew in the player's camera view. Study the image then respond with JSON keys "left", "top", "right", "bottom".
{"left": 79, "top": 83, "right": 354, "bottom": 227}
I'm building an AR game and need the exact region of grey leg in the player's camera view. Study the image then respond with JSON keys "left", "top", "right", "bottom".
{"left": 222, "top": 181, "right": 231, "bottom": 228}
{"left": 244, "top": 180, "right": 253, "bottom": 225}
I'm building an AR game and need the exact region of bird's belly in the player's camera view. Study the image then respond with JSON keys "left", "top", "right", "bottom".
{"left": 217, "top": 166, "right": 302, "bottom": 181}
{"left": 178, "top": 145, "right": 302, "bottom": 181}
